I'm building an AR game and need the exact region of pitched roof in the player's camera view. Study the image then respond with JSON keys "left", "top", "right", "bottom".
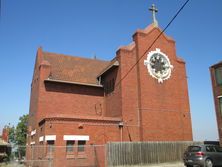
{"left": 210, "top": 61, "right": 222, "bottom": 68}
{"left": 42, "top": 51, "right": 110, "bottom": 85}
{"left": 97, "top": 58, "right": 119, "bottom": 78}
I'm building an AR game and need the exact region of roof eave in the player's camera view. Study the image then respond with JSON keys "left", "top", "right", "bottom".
{"left": 97, "top": 60, "right": 119, "bottom": 78}
{"left": 210, "top": 61, "right": 222, "bottom": 68}
{"left": 39, "top": 116, "right": 122, "bottom": 126}
{"left": 44, "top": 79, "right": 103, "bottom": 88}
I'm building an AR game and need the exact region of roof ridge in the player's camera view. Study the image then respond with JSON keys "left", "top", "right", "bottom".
{"left": 43, "top": 51, "right": 110, "bottom": 63}
{"left": 40, "top": 50, "right": 111, "bottom": 86}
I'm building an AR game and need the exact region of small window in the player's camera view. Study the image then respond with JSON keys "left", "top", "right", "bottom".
{"left": 66, "top": 140, "right": 75, "bottom": 152}
{"left": 78, "top": 140, "right": 86, "bottom": 152}
{"left": 206, "top": 146, "right": 216, "bottom": 152}
{"left": 219, "top": 98, "right": 222, "bottom": 116}
{"left": 47, "top": 140, "right": 55, "bottom": 153}
{"left": 215, "top": 146, "right": 222, "bottom": 152}
{"left": 215, "top": 66, "right": 222, "bottom": 85}
{"left": 187, "top": 146, "right": 201, "bottom": 152}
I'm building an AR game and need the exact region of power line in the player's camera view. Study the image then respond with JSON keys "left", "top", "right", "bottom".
{"left": 115, "top": 0, "right": 190, "bottom": 88}
{"left": 0, "top": 0, "right": 1, "bottom": 19}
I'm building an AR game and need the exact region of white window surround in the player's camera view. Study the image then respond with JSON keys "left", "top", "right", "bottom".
{"left": 144, "top": 48, "right": 173, "bottom": 83}
{"left": 217, "top": 95, "right": 222, "bottom": 98}
{"left": 39, "top": 136, "right": 44, "bottom": 142}
{"left": 30, "top": 141, "right": 35, "bottom": 145}
{"left": 63, "top": 135, "right": 89, "bottom": 141}
{"left": 31, "top": 129, "right": 36, "bottom": 136}
{"left": 45, "top": 135, "right": 56, "bottom": 141}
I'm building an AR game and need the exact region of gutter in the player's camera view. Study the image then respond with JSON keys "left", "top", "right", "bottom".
{"left": 44, "top": 78, "right": 103, "bottom": 88}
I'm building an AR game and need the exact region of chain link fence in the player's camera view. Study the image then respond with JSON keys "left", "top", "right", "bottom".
{"left": 0, "top": 141, "right": 203, "bottom": 167}
{"left": 0, "top": 144, "right": 105, "bottom": 167}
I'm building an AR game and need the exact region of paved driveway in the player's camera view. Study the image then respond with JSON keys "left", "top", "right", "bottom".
{"left": 148, "top": 162, "right": 184, "bottom": 167}
{"left": 117, "top": 162, "right": 184, "bottom": 167}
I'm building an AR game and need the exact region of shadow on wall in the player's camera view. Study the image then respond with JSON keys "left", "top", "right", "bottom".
{"left": 45, "top": 81, "right": 104, "bottom": 96}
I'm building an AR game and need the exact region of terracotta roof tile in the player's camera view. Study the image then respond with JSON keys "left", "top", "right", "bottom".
{"left": 42, "top": 52, "right": 110, "bottom": 85}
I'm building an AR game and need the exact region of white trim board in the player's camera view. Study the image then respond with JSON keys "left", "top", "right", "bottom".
{"left": 39, "top": 136, "right": 44, "bottom": 142}
{"left": 63, "top": 135, "right": 89, "bottom": 141}
{"left": 45, "top": 135, "right": 56, "bottom": 141}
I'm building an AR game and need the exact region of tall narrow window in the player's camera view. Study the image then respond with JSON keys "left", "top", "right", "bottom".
{"left": 78, "top": 140, "right": 86, "bottom": 152}
{"left": 215, "top": 66, "right": 222, "bottom": 85}
{"left": 104, "top": 79, "right": 115, "bottom": 94}
{"left": 111, "top": 78, "right": 115, "bottom": 92}
{"left": 105, "top": 82, "right": 108, "bottom": 94}
{"left": 66, "top": 140, "right": 75, "bottom": 152}
{"left": 219, "top": 97, "right": 222, "bottom": 116}
{"left": 47, "top": 140, "right": 55, "bottom": 153}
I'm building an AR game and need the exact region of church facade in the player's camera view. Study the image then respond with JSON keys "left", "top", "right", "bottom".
{"left": 26, "top": 10, "right": 193, "bottom": 166}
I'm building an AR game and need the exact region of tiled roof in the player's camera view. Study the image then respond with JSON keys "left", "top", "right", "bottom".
{"left": 97, "top": 58, "right": 119, "bottom": 78}
{"left": 210, "top": 61, "right": 222, "bottom": 68}
{"left": 42, "top": 52, "right": 110, "bottom": 85}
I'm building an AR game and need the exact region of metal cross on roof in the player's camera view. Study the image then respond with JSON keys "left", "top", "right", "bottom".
{"left": 149, "top": 4, "right": 158, "bottom": 27}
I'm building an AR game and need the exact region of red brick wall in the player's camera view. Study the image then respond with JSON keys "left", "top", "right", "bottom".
{"left": 2, "top": 128, "right": 9, "bottom": 142}
{"left": 35, "top": 57, "right": 105, "bottom": 122}
{"left": 29, "top": 120, "right": 121, "bottom": 167}
{"left": 210, "top": 65, "right": 222, "bottom": 145}
{"left": 117, "top": 47, "right": 141, "bottom": 141}
{"left": 27, "top": 25, "right": 194, "bottom": 166}
{"left": 28, "top": 48, "right": 43, "bottom": 130}
{"left": 114, "top": 26, "right": 193, "bottom": 141}
{"left": 133, "top": 27, "right": 193, "bottom": 141}
{"left": 102, "top": 67, "right": 122, "bottom": 117}
{"left": 26, "top": 48, "right": 43, "bottom": 161}
{"left": 39, "top": 81, "right": 104, "bottom": 118}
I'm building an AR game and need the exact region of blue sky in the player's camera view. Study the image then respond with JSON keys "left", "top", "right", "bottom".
{"left": 0, "top": 0, "right": 221, "bottom": 141}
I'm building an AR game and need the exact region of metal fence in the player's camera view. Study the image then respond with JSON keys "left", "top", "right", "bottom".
{"left": 106, "top": 141, "right": 203, "bottom": 166}
{"left": 1, "top": 145, "right": 105, "bottom": 167}
{"left": 1, "top": 141, "right": 203, "bottom": 167}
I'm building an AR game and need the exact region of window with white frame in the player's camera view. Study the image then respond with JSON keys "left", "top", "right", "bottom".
{"left": 45, "top": 135, "right": 56, "bottom": 154}
{"left": 219, "top": 97, "right": 222, "bottom": 116}
{"left": 78, "top": 140, "right": 86, "bottom": 152}
{"left": 66, "top": 140, "right": 75, "bottom": 152}
{"left": 63, "top": 135, "right": 89, "bottom": 154}
{"left": 47, "top": 140, "right": 55, "bottom": 153}
{"left": 215, "top": 66, "right": 222, "bottom": 85}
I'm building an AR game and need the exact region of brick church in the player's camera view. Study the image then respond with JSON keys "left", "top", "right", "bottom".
{"left": 26, "top": 5, "right": 192, "bottom": 167}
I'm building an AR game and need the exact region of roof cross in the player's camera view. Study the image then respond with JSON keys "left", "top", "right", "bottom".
{"left": 149, "top": 4, "right": 158, "bottom": 27}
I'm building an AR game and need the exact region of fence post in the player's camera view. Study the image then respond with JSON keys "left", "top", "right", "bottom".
{"left": 105, "top": 144, "right": 107, "bottom": 167}
{"left": 31, "top": 146, "right": 33, "bottom": 167}
{"left": 48, "top": 146, "right": 52, "bottom": 167}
